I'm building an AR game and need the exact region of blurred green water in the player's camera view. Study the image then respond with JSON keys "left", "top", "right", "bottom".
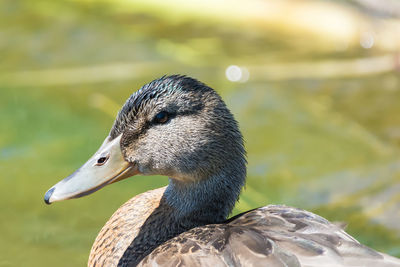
{"left": 1, "top": 0, "right": 400, "bottom": 266}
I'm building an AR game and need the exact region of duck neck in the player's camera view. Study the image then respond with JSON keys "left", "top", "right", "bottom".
{"left": 164, "top": 163, "right": 246, "bottom": 227}
{"left": 116, "top": 161, "right": 246, "bottom": 266}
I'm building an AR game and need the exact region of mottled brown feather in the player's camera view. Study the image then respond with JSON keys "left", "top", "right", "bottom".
{"left": 89, "top": 187, "right": 166, "bottom": 266}
{"left": 89, "top": 193, "right": 400, "bottom": 267}
{"left": 139, "top": 205, "right": 400, "bottom": 267}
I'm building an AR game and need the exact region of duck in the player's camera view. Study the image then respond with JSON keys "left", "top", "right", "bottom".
{"left": 44, "top": 75, "right": 400, "bottom": 267}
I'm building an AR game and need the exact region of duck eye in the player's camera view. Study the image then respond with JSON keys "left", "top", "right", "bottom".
{"left": 96, "top": 156, "right": 108, "bottom": 166}
{"left": 154, "top": 111, "right": 169, "bottom": 124}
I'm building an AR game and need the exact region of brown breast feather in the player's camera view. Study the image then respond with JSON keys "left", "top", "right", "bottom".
{"left": 88, "top": 192, "right": 400, "bottom": 267}
{"left": 88, "top": 187, "right": 166, "bottom": 267}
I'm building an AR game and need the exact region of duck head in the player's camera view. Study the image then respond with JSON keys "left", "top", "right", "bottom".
{"left": 44, "top": 75, "right": 245, "bottom": 204}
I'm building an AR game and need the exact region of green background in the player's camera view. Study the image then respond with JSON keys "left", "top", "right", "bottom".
{"left": 1, "top": 0, "right": 400, "bottom": 266}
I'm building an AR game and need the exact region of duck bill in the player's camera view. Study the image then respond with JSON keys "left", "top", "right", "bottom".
{"left": 44, "top": 134, "right": 138, "bottom": 204}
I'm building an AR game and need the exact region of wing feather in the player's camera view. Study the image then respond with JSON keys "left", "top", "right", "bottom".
{"left": 138, "top": 205, "right": 400, "bottom": 267}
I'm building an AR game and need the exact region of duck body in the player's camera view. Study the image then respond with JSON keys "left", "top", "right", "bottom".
{"left": 90, "top": 187, "right": 400, "bottom": 267}
{"left": 44, "top": 75, "right": 400, "bottom": 267}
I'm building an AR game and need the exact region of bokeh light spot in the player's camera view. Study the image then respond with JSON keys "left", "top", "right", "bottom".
{"left": 360, "top": 32, "right": 374, "bottom": 49}
{"left": 225, "top": 65, "right": 249, "bottom": 83}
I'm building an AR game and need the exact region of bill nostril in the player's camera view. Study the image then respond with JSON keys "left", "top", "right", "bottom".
{"left": 96, "top": 155, "right": 109, "bottom": 166}
{"left": 98, "top": 157, "right": 107, "bottom": 164}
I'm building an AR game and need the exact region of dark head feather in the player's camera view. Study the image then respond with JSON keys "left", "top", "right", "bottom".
{"left": 109, "top": 75, "right": 213, "bottom": 139}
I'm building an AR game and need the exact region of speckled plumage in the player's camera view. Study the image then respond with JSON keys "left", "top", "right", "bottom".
{"left": 110, "top": 75, "right": 209, "bottom": 140}
{"left": 80, "top": 75, "right": 400, "bottom": 266}
{"left": 140, "top": 205, "right": 400, "bottom": 267}
{"left": 89, "top": 187, "right": 166, "bottom": 266}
